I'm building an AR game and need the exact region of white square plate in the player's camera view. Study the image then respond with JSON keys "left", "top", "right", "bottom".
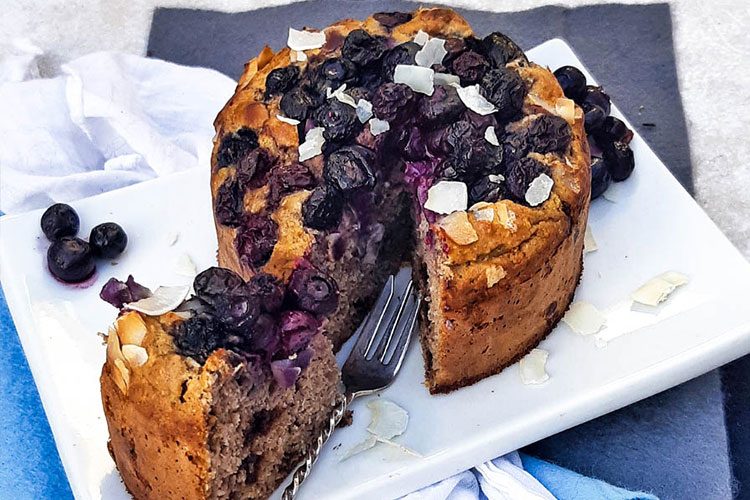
{"left": 2, "top": 39, "right": 749, "bottom": 500}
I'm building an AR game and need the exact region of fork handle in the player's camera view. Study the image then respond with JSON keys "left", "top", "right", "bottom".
{"left": 282, "top": 392, "right": 354, "bottom": 500}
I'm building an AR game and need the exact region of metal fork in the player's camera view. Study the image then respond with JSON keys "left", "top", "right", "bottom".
{"left": 282, "top": 267, "right": 420, "bottom": 500}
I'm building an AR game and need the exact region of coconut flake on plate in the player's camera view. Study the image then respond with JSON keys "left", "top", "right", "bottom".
{"left": 424, "top": 180, "right": 468, "bottom": 214}
{"left": 484, "top": 126, "right": 500, "bottom": 146}
{"left": 394, "top": 64, "right": 434, "bottom": 96}
{"left": 276, "top": 114, "right": 300, "bottom": 126}
{"left": 439, "top": 211, "right": 478, "bottom": 245}
{"left": 356, "top": 99, "right": 373, "bottom": 123}
{"left": 434, "top": 72, "right": 460, "bottom": 87}
{"left": 174, "top": 253, "right": 197, "bottom": 278}
{"left": 415, "top": 37, "right": 447, "bottom": 67}
{"left": 287, "top": 27, "right": 326, "bottom": 51}
{"left": 166, "top": 231, "right": 179, "bottom": 246}
{"left": 378, "top": 439, "right": 424, "bottom": 460}
{"left": 583, "top": 224, "right": 598, "bottom": 254}
{"left": 562, "top": 302, "right": 607, "bottom": 335}
{"left": 519, "top": 348, "right": 549, "bottom": 385}
{"left": 125, "top": 285, "right": 190, "bottom": 316}
{"left": 367, "top": 400, "right": 409, "bottom": 440}
{"left": 631, "top": 271, "right": 689, "bottom": 307}
{"left": 339, "top": 435, "right": 378, "bottom": 461}
{"left": 368, "top": 117, "right": 390, "bottom": 136}
{"left": 525, "top": 173, "right": 554, "bottom": 206}
{"left": 298, "top": 127, "right": 325, "bottom": 161}
{"left": 451, "top": 83, "right": 497, "bottom": 116}
{"left": 413, "top": 30, "right": 430, "bottom": 46}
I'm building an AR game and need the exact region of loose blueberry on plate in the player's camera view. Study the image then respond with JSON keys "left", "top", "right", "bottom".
{"left": 582, "top": 102, "right": 607, "bottom": 133}
{"left": 593, "top": 116, "right": 633, "bottom": 146}
{"left": 603, "top": 141, "right": 635, "bottom": 181}
{"left": 553, "top": 66, "right": 586, "bottom": 101}
{"left": 581, "top": 85, "right": 611, "bottom": 116}
{"left": 41, "top": 203, "right": 80, "bottom": 241}
{"left": 590, "top": 156, "right": 611, "bottom": 199}
{"left": 47, "top": 236, "right": 96, "bottom": 283}
{"left": 89, "top": 222, "right": 127, "bottom": 258}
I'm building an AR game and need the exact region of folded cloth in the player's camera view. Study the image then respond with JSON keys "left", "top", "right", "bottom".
{"left": 0, "top": 49, "right": 660, "bottom": 500}
{"left": 0, "top": 43, "right": 235, "bottom": 214}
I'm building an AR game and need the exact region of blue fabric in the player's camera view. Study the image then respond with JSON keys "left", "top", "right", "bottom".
{"left": 520, "top": 454, "right": 658, "bottom": 500}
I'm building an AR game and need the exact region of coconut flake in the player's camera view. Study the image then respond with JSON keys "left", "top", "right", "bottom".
{"left": 378, "top": 439, "right": 423, "bottom": 459}
{"left": 287, "top": 28, "right": 326, "bottom": 51}
{"left": 356, "top": 99, "right": 373, "bottom": 123}
{"left": 369, "top": 117, "right": 390, "bottom": 136}
{"left": 520, "top": 348, "right": 549, "bottom": 385}
{"left": 122, "top": 344, "right": 148, "bottom": 368}
{"left": 583, "top": 224, "right": 598, "bottom": 254}
{"left": 413, "top": 30, "right": 430, "bottom": 46}
{"left": 367, "top": 400, "right": 408, "bottom": 440}
{"left": 496, "top": 204, "right": 517, "bottom": 230}
{"left": 452, "top": 83, "right": 497, "bottom": 116}
{"left": 525, "top": 173, "right": 554, "bottom": 206}
{"left": 439, "top": 211, "right": 478, "bottom": 245}
{"left": 434, "top": 72, "right": 461, "bottom": 87}
{"left": 473, "top": 206, "right": 495, "bottom": 222}
{"left": 631, "top": 271, "right": 689, "bottom": 307}
{"left": 484, "top": 126, "right": 499, "bottom": 146}
{"left": 339, "top": 435, "right": 378, "bottom": 461}
{"left": 327, "top": 84, "right": 357, "bottom": 107}
{"left": 488, "top": 173, "right": 505, "bottom": 183}
{"left": 277, "top": 114, "right": 300, "bottom": 126}
{"left": 125, "top": 285, "right": 190, "bottom": 316}
{"left": 394, "top": 65, "right": 434, "bottom": 96}
{"left": 298, "top": 127, "right": 325, "bottom": 161}
{"left": 486, "top": 265, "right": 506, "bottom": 288}
{"left": 562, "top": 302, "right": 607, "bottom": 335}
{"left": 166, "top": 232, "right": 179, "bottom": 246}
{"left": 555, "top": 97, "right": 576, "bottom": 122}
{"left": 174, "top": 253, "right": 197, "bottom": 278}
{"left": 424, "top": 181, "right": 467, "bottom": 215}
{"left": 415, "top": 37, "right": 447, "bottom": 67}
{"left": 290, "top": 50, "right": 307, "bottom": 62}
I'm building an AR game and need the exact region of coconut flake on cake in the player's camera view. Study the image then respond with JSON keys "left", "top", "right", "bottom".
{"left": 415, "top": 37, "right": 447, "bottom": 67}
{"left": 424, "top": 180, "right": 468, "bottom": 214}
{"left": 525, "top": 173, "right": 554, "bottom": 207}
{"left": 451, "top": 83, "right": 497, "bottom": 115}
{"left": 394, "top": 65, "right": 434, "bottom": 96}
{"left": 298, "top": 127, "right": 325, "bottom": 161}
{"left": 368, "top": 117, "right": 390, "bottom": 136}
{"left": 356, "top": 99, "right": 373, "bottom": 123}
{"left": 287, "top": 27, "right": 326, "bottom": 51}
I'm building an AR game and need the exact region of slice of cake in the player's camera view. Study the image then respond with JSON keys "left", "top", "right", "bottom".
{"left": 210, "top": 8, "right": 590, "bottom": 392}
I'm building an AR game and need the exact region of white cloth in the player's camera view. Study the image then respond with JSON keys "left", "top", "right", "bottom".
{"left": 0, "top": 42, "right": 236, "bottom": 214}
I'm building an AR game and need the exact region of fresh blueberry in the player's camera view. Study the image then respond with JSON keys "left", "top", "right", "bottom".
{"left": 89, "top": 222, "right": 127, "bottom": 258}
{"left": 47, "top": 237, "right": 96, "bottom": 283}
{"left": 324, "top": 145, "right": 376, "bottom": 193}
{"left": 234, "top": 214, "right": 279, "bottom": 269}
{"left": 603, "top": 141, "right": 635, "bottom": 181}
{"left": 315, "top": 99, "right": 360, "bottom": 143}
{"left": 302, "top": 186, "right": 344, "bottom": 230}
{"left": 265, "top": 66, "right": 300, "bottom": 97}
{"left": 373, "top": 11, "right": 413, "bottom": 28}
{"left": 590, "top": 156, "right": 611, "bottom": 199}
{"left": 342, "top": 29, "right": 387, "bottom": 67}
{"left": 41, "top": 203, "right": 80, "bottom": 241}
{"left": 581, "top": 86, "right": 611, "bottom": 115}
{"left": 593, "top": 116, "right": 633, "bottom": 146}
{"left": 582, "top": 103, "right": 607, "bottom": 132}
{"left": 287, "top": 264, "right": 339, "bottom": 316}
{"left": 479, "top": 67, "right": 526, "bottom": 119}
{"left": 553, "top": 66, "right": 587, "bottom": 101}
{"left": 481, "top": 31, "right": 527, "bottom": 66}
{"left": 216, "top": 128, "right": 259, "bottom": 168}
{"left": 451, "top": 51, "right": 489, "bottom": 85}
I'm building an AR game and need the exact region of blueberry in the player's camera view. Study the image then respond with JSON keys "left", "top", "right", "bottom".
{"left": 451, "top": 51, "right": 489, "bottom": 85}
{"left": 194, "top": 267, "right": 245, "bottom": 298}
{"left": 481, "top": 32, "right": 526, "bottom": 66}
{"left": 373, "top": 11, "right": 413, "bottom": 28}
{"left": 287, "top": 264, "right": 339, "bottom": 316}
{"left": 317, "top": 58, "right": 355, "bottom": 88}
{"left": 590, "top": 156, "right": 611, "bottom": 199}
{"left": 267, "top": 163, "right": 316, "bottom": 206}
{"left": 212, "top": 290, "right": 260, "bottom": 332}
{"left": 315, "top": 99, "right": 360, "bottom": 143}
{"left": 418, "top": 85, "right": 464, "bottom": 128}
{"left": 265, "top": 66, "right": 300, "bottom": 97}
{"left": 505, "top": 114, "right": 572, "bottom": 159}
{"left": 216, "top": 128, "right": 259, "bottom": 168}
{"left": 246, "top": 272, "right": 284, "bottom": 313}
{"left": 400, "top": 126, "right": 429, "bottom": 161}
{"left": 479, "top": 68, "right": 526, "bottom": 119}
{"left": 41, "top": 203, "right": 79, "bottom": 241}
{"left": 236, "top": 149, "right": 274, "bottom": 190}
{"left": 342, "top": 29, "right": 387, "bottom": 67}
{"left": 442, "top": 38, "right": 468, "bottom": 66}
{"left": 553, "top": 66, "right": 586, "bottom": 101}
{"left": 505, "top": 156, "right": 549, "bottom": 202}
{"left": 214, "top": 178, "right": 244, "bottom": 227}
{"left": 324, "top": 145, "right": 376, "bottom": 193}
{"left": 372, "top": 82, "right": 413, "bottom": 121}
{"left": 302, "top": 186, "right": 343, "bottom": 230}
{"left": 246, "top": 313, "right": 281, "bottom": 357}
{"left": 280, "top": 85, "right": 315, "bottom": 121}
{"left": 89, "top": 222, "right": 127, "bottom": 258}
{"left": 381, "top": 42, "right": 420, "bottom": 81}
{"left": 443, "top": 136, "right": 502, "bottom": 184}
{"left": 47, "top": 237, "right": 95, "bottom": 283}
{"left": 593, "top": 116, "right": 633, "bottom": 146}
{"left": 603, "top": 141, "right": 635, "bottom": 181}
{"left": 279, "top": 310, "right": 321, "bottom": 354}
{"left": 469, "top": 174, "right": 505, "bottom": 205}
{"left": 581, "top": 86, "right": 611, "bottom": 115}
{"left": 172, "top": 316, "right": 222, "bottom": 363}
{"left": 234, "top": 214, "right": 279, "bottom": 269}
{"left": 582, "top": 103, "right": 607, "bottom": 132}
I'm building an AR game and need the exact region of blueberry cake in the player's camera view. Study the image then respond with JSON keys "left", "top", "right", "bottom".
{"left": 211, "top": 8, "right": 590, "bottom": 392}
{"left": 100, "top": 268, "right": 342, "bottom": 500}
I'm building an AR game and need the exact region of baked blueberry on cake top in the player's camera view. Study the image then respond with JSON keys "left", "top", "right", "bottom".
{"left": 211, "top": 7, "right": 589, "bottom": 393}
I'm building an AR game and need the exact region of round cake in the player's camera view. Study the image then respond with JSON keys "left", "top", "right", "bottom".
{"left": 209, "top": 7, "right": 590, "bottom": 392}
